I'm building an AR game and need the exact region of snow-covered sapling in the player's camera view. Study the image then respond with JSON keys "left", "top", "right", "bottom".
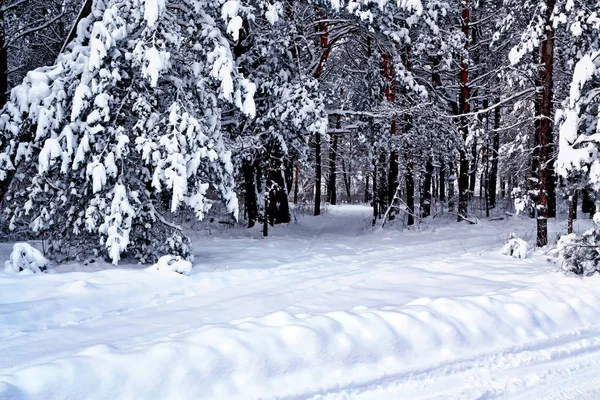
{"left": 556, "top": 229, "right": 600, "bottom": 276}
{"left": 4, "top": 243, "right": 48, "bottom": 273}
{"left": 150, "top": 255, "right": 193, "bottom": 276}
{"left": 501, "top": 233, "right": 531, "bottom": 259}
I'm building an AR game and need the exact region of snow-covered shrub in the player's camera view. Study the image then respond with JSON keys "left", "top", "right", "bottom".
{"left": 4, "top": 243, "right": 48, "bottom": 273}
{"left": 0, "top": 0, "right": 255, "bottom": 264}
{"left": 556, "top": 229, "right": 600, "bottom": 276}
{"left": 501, "top": 233, "right": 531, "bottom": 259}
{"left": 150, "top": 255, "right": 193, "bottom": 276}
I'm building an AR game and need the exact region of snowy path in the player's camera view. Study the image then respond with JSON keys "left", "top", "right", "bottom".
{"left": 1, "top": 205, "right": 600, "bottom": 399}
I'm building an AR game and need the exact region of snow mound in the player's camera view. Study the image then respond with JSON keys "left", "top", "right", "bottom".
{"left": 3, "top": 243, "right": 48, "bottom": 274}
{"left": 501, "top": 233, "right": 531, "bottom": 259}
{"left": 150, "top": 255, "right": 192, "bottom": 276}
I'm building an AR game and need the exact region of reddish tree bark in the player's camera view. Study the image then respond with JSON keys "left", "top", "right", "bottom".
{"left": 536, "top": 0, "right": 556, "bottom": 247}
{"left": 312, "top": 13, "right": 331, "bottom": 216}
{"left": 457, "top": 0, "right": 471, "bottom": 220}
{"left": 381, "top": 53, "right": 399, "bottom": 218}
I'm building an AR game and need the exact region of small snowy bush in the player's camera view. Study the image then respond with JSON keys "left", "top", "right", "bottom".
{"left": 4, "top": 243, "right": 48, "bottom": 273}
{"left": 556, "top": 230, "right": 600, "bottom": 276}
{"left": 150, "top": 255, "right": 193, "bottom": 276}
{"left": 501, "top": 233, "right": 531, "bottom": 259}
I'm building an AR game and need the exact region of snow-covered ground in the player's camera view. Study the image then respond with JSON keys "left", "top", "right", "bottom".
{"left": 1, "top": 205, "right": 600, "bottom": 399}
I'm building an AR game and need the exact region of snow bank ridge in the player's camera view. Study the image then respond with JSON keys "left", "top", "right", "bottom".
{"left": 0, "top": 281, "right": 597, "bottom": 399}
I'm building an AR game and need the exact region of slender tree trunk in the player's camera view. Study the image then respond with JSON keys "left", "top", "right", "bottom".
{"left": 458, "top": 0, "right": 471, "bottom": 220}
{"left": 314, "top": 133, "right": 322, "bottom": 216}
{"left": 0, "top": 11, "right": 7, "bottom": 109}
{"left": 383, "top": 54, "right": 398, "bottom": 218}
{"left": 378, "top": 152, "right": 388, "bottom": 215}
{"left": 448, "top": 163, "right": 456, "bottom": 212}
{"left": 536, "top": 0, "right": 556, "bottom": 247}
{"left": 327, "top": 116, "right": 340, "bottom": 205}
{"left": 341, "top": 157, "right": 352, "bottom": 203}
{"left": 469, "top": 136, "right": 478, "bottom": 198}
{"left": 432, "top": 57, "right": 445, "bottom": 207}
{"left": 406, "top": 155, "right": 415, "bottom": 226}
{"left": 293, "top": 163, "right": 299, "bottom": 204}
{"left": 568, "top": 190, "right": 578, "bottom": 234}
{"left": 312, "top": 12, "right": 330, "bottom": 216}
{"left": 372, "top": 158, "right": 378, "bottom": 224}
{"left": 573, "top": 189, "right": 578, "bottom": 220}
{"left": 243, "top": 159, "right": 258, "bottom": 228}
{"left": 0, "top": 10, "right": 12, "bottom": 205}
{"left": 488, "top": 102, "right": 500, "bottom": 209}
{"left": 263, "top": 165, "right": 269, "bottom": 237}
{"left": 440, "top": 158, "right": 446, "bottom": 202}
{"left": 422, "top": 157, "right": 433, "bottom": 217}
{"left": 365, "top": 174, "right": 370, "bottom": 203}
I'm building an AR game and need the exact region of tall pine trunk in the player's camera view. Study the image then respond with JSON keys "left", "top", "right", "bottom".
{"left": 383, "top": 54, "right": 398, "bottom": 218}
{"left": 327, "top": 115, "right": 340, "bottom": 205}
{"left": 312, "top": 13, "right": 331, "bottom": 216}
{"left": 406, "top": 155, "right": 415, "bottom": 226}
{"left": 488, "top": 102, "right": 500, "bottom": 209}
{"left": 314, "top": 133, "right": 322, "bottom": 216}
{"left": 0, "top": 10, "right": 11, "bottom": 204}
{"left": 536, "top": 0, "right": 556, "bottom": 247}
{"left": 457, "top": 0, "right": 471, "bottom": 220}
{"left": 440, "top": 158, "right": 446, "bottom": 202}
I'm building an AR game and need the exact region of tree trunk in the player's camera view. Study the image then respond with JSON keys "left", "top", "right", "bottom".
{"left": 406, "top": 155, "right": 415, "bottom": 226}
{"left": 341, "top": 157, "right": 352, "bottom": 203}
{"left": 383, "top": 53, "right": 398, "bottom": 218}
{"left": 263, "top": 168, "right": 269, "bottom": 237}
{"left": 488, "top": 102, "right": 500, "bottom": 209}
{"left": 293, "top": 163, "right": 299, "bottom": 204}
{"left": 372, "top": 158, "right": 378, "bottom": 224}
{"left": 314, "top": 133, "right": 322, "bottom": 216}
{"left": 469, "top": 136, "right": 478, "bottom": 198}
{"left": 365, "top": 174, "right": 370, "bottom": 204}
{"left": 536, "top": 0, "right": 556, "bottom": 247}
{"left": 312, "top": 12, "right": 330, "bottom": 216}
{"left": 0, "top": 10, "right": 12, "bottom": 205}
{"left": 568, "top": 190, "right": 578, "bottom": 234}
{"left": 457, "top": 0, "right": 471, "bottom": 220}
{"left": 448, "top": 163, "right": 456, "bottom": 212}
{"left": 422, "top": 157, "right": 433, "bottom": 217}
{"left": 327, "top": 115, "right": 340, "bottom": 205}
{"left": 440, "top": 158, "right": 446, "bottom": 202}
{"left": 243, "top": 158, "right": 258, "bottom": 228}
{"left": 378, "top": 152, "right": 388, "bottom": 216}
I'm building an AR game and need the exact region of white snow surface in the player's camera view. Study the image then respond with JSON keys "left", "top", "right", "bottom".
{"left": 1, "top": 205, "right": 600, "bottom": 399}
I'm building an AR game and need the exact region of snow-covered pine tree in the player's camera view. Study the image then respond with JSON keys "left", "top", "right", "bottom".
{"left": 0, "top": 0, "right": 255, "bottom": 264}
{"left": 557, "top": 50, "right": 600, "bottom": 219}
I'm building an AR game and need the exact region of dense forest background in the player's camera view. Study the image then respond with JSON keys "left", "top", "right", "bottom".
{"left": 0, "top": 0, "right": 598, "bottom": 265}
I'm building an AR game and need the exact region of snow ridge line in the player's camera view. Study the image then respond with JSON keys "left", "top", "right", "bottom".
{"left": 1, "top": 280, "right": 598, "bottom": 399}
